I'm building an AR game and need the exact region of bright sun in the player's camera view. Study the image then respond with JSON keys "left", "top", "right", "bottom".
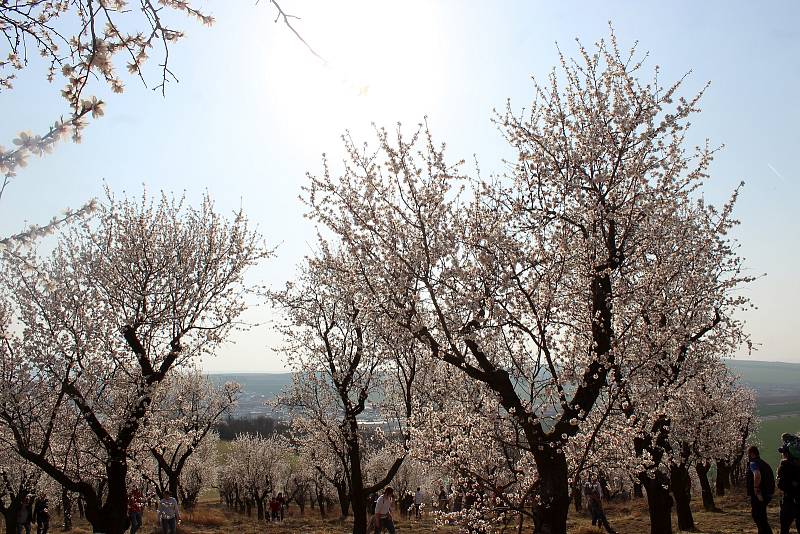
{"left": 263, "top": 1, "right": 448, "bottom": 139}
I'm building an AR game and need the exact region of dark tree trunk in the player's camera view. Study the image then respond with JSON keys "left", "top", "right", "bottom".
{"left": 350, "top": 462, "right": 367, "bottom": 534}
{"left": 336, "top": 481, "right": 351, "bottom": 518}
{"left": 83, "top": 459, "right": 130, "bottom": 534}
{"left": 695, "top": 463, "right": 718, "bottom": 512}
{"left": 730, "top": 454, "right": 745, "bottom": 487}
{"left": 670, "top": 463, "right": 695, "bottom": 532}
{"left": 62, "top": 488, "right": 73, "bottom": 531}
{"left": 531, "top": 448, "right": 570, "bottom": 534}
{"left": 256, "top": 497, "right": 265, "bottom": 521}
{"left": 2, "top": 506, "right": 19, "bottom": 534}
{"left": 168, "top": 473, "right": 179, "bottom": 501}
{"left": 640, "top": 472, "right": 673, "bottom": 534}
{"left": 0, "top": 488, "right": 29, "bottom": 534}
{"left": 634, "top": 482, "right": 643, "bottom": 498}
{"left": 152, "top": 451, "right": 186, "bottom": 505}
{"left": 346, "top": 429, "right": 369, "bottom": 534}
{"left": 317, "top": 490, "right": 327, "bottom": 518}
{"left": 715, "top": 460, "right": 731, "bottom": 496}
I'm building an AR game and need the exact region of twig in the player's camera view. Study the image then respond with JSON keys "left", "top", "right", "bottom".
{"left": 263, "top": 0, "right": 325, "bottom": 64}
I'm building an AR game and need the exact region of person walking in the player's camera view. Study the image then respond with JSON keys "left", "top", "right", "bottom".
{"left": 453, "top": 492, "right": 463, "bottom": 513}
{"left": 438, "top": 486, "right": 448, "bottom": 512}
{"left": 16, "top": 494, "right": 33, "bottom": 534}
{"left": 374, "top": 486, "right": 396, "bottom": 534}
{"left": 157, "top": 491, "right": 180, "bottom": 534}
{"left": 583, "top": 476, "right": 617, "bottom": 534}
{"left": 747, "top": 445, "right": 776, "bottom": 534}
{"left": 128, "top": 488, "right": 144, "bottom": 534}
{"left": 276, "top": 492, "right": 286, "bottom": 521}
{"left": 399, "top": 492, "right": 411, "bottom": 518}
{"left": 413, "top": 487, "right": 423, "bottom": 518}
{"left": 269, "top": 496, "right": 280, "bottom": 521}
{"left": 33, "top": 494, "right": 49, "bottom": 534}
{"left": 777, "top": 435, "right": 800, "bottom": 534}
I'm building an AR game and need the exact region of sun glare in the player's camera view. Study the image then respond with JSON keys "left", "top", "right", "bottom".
{"left": 264, "top": 1, "right": 447, "bottom": 141}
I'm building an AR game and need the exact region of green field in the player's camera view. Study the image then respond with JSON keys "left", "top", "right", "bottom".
{"left": 756, "top": 415, "right": 800, "bottom": 468}
{"left": 756, "top": 400, "right": 800, "bottom": 417}
{"left": 724, "top": 360, "right": 800, "bottom": 467}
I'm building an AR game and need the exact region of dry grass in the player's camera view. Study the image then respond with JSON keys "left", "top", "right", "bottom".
{"left": 1, "top": 491, "right": 783, "bottom": 533}
{"left": 568, "top": 492, "right": 777, "bottom": 533}
{"left": 182, "top": 508, "right": 227, "bottom": 527}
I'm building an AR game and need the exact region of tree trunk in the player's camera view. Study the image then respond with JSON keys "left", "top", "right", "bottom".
{"left": 633, "top": 483, "right": 643, "bottom": 498}
{"left": 168, "top": 472, "right": 180, "bottom": 501}
{"left": 730, "top": 454, "right": 745, "bottom": 487}
{"left": 640, "top": 472, "right": 673, "bottom": 534}
{"left": 3, "top": 507, "right": 19, "bottom": 534}
{"left": 715, "top": 460, "right": 731, "bottom": 496}
{"left": 531, "top": 448, "right": 570, "bottom": 534}
{"left": 350, "top": 489, "right": 368, "bottom": 534}
{"left": 670, "top": 463, "right": 695, "bottom": 532}
{"left": 346, "top": 431, "right": 369, "bottom": 534}
{"left": 83, "top": 459, "right": 130, "bottom": 534}
{"left": 335, "top": 481, "right": 350, "bottom": 518}
{"left": 695, "top": 463, "right": 717, "bottom": 512}
{"left": 256, "top": 497, "right": 265, "bottom": 521}
{"left": 317, "top": 490, "right": 327, "bottom": 518}
{"left": 62, "top": 488, "right": 73, "bottom": 531}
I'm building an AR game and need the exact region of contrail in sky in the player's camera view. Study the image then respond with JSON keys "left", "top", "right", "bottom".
{"left": 767, "top": 163, "right": 786, "bottom": 182}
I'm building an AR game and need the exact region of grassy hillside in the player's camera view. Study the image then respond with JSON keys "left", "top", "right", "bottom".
{"left": 726, "top": 359, "right": 800, "bottom": 467}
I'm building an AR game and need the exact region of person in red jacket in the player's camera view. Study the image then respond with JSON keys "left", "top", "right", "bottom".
{"left": 127, "top": 488, "right": 144, "bottom": 534}
{"left": 269, "top": 496, "right": 280, "bottom": 521}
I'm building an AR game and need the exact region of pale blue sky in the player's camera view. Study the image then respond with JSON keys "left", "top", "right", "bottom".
{"left": 2, "top": 1, "right": 797, "bottom": 372}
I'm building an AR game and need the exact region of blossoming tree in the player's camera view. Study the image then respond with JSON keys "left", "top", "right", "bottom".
{"left": 140, "top": 369, "right": 239, "bottom": 501}
{"left": 273, "top": 250, "right": 423, "bottom": 534}
{"left": 0, "top": 191, "right": 267, "bottom": 534}
{"left": 303, "top": 30, "right": 751, "bottom": 534}
{"left": 220, "top": 433, "right": 290, "bottom": 521}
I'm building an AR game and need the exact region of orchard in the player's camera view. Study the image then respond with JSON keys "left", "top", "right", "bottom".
{"left": 1, "top": 3, "right": 794, "bottom": 534}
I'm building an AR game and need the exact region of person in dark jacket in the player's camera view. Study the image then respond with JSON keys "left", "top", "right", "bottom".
{"left": 584, "top": 476, "right": 617, "bottom": 534}
{"left": 33, "top": 493, "right": 49, "bottom": 534}
{"left": 747, "top": 446, "right": 775, "bottom": 534}
{"left": 777, "top": 443, "right": 800, "bottom": 534}
{"left": 276, "top": 492, "right": 286, "bottom": 521}
{"left": 16, "top": 494, "right": 34, "bottom": 534}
